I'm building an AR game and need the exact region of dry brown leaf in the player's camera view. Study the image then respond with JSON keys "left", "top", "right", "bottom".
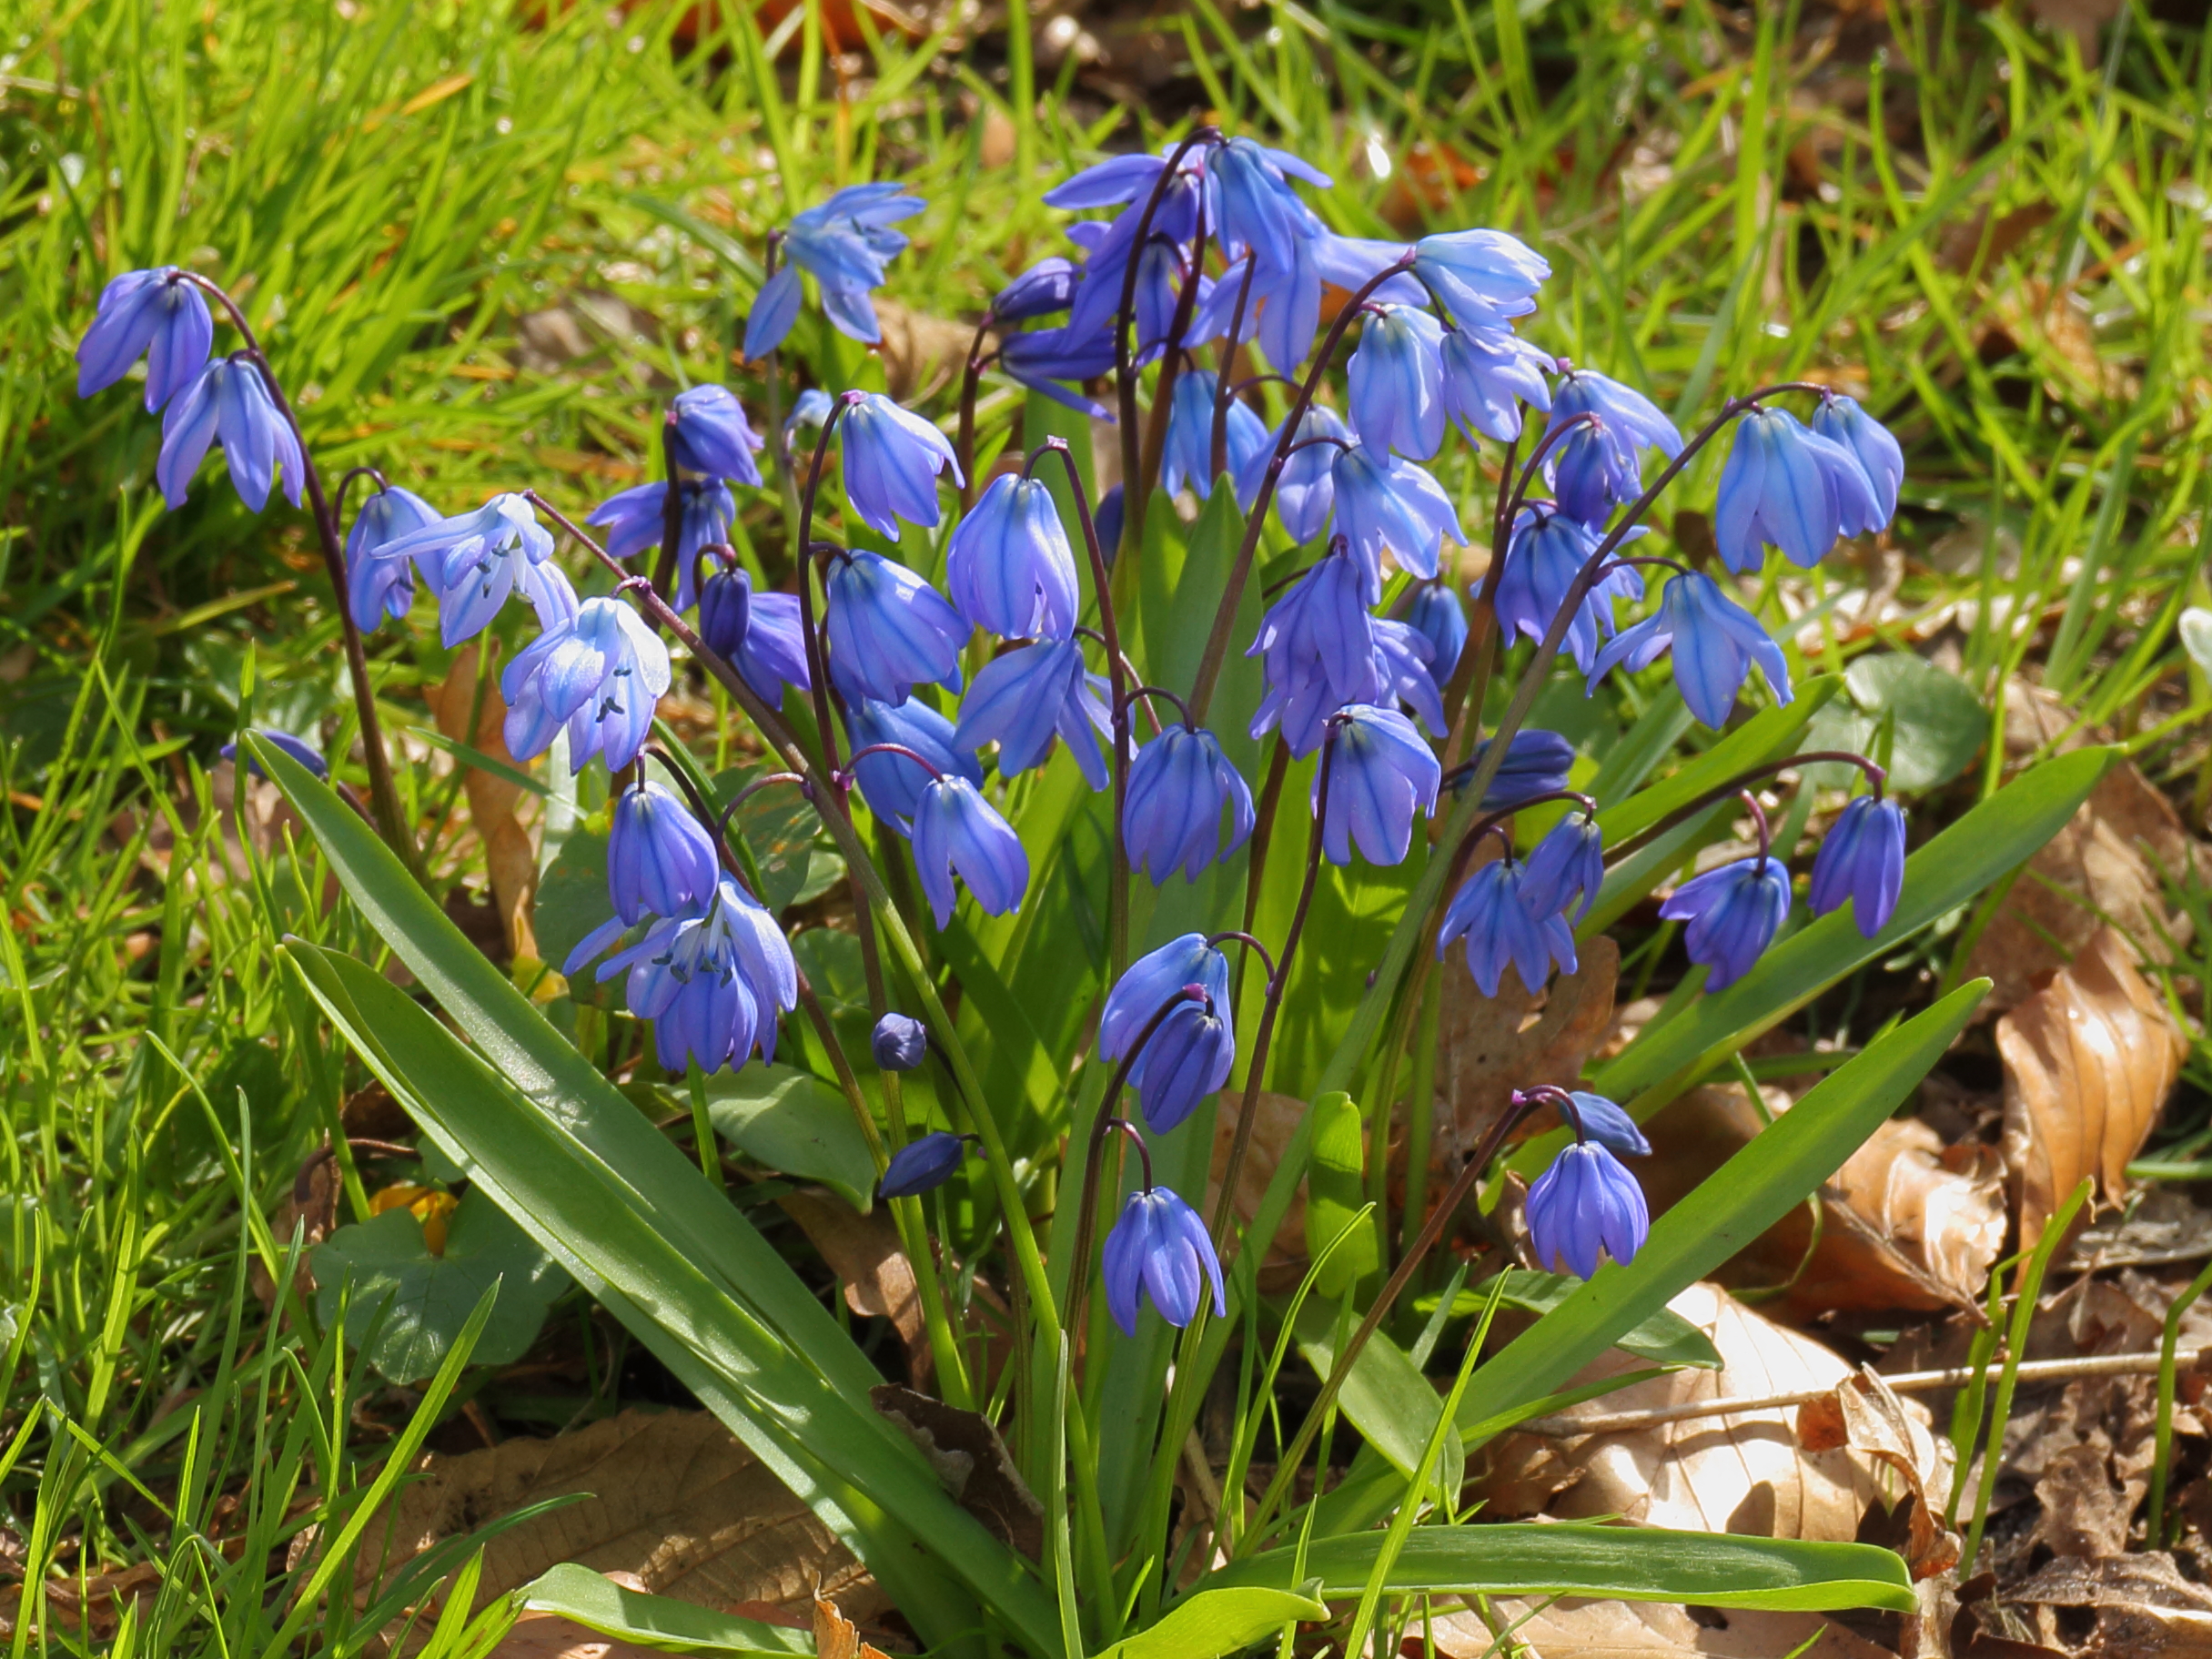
{"left": 252, "top": 1147, "right": 343, "bottom": 1306}
{"left": 0, "top": 1563, "right": 161, "bottom": 1642}
{"left": 1436, "top": 934, "right": 1619, "bottom": 1168}
{"left": 775, "top": 1188, "right": 928, "bottom": 1385}
{"left": 1431, "top": 1597, "right": 1896, "bottom": 1658}
{"left": 2005, "top": 1553, "right": 2212, "bottom": 1656}
{"left": 341, "top": 1410, "right": 880, "bottom": 1638}
{"left": 1207, "top": 1091, "right": 1311, "bottom": 1294}
{"left": 428, "top": 648, "right": 539, "bottom": 963}
{"left": 872, "top": 298, "right": 975, "bottom": 405}
{"left": 1796, "top": 1370, "right": 1961, "bottom": 1579}
{"left": 1996, "top": 925, "right": 2184, "bottom": 1249}
{"left": 813, "top": 1594, "right": 897, "bottom": 1659}
{"left": 869, "top": 1385, "right": 1043, "bottom": 1561}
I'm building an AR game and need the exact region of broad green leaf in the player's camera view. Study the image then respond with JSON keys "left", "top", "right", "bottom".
{"left": 1303, "top": 1093, "right": 1379, "bottom": 1296}
{"left": 515, "top": 1563, "right": 809, "bottom": 1655}
{"left": 1295, "top": 1302, "right": 1463, "bottom": 1500}
{"left": 311, "top": 1193, "right": 567, "bottom": 1384}
{"left": 713, "top": 764, "right": 843, "bottom": 913}
{"left": 1452, "top": 1270, "right": 1723, "bottom": 1369}
{"left": 1805, "top": 652, "right": 1986, "bottom": 791}
{"left": 1202, "top": 1524, "right": 1915, "bottom": 1612}
{"left": 706, "top": 1064, "right": 877, "bottom": 1210}
{"left": 1090, "top": 1583, "right": 1328, "bottom": 1659}
{"left": 531, "top": 824, "right": 612, "bottom": 997}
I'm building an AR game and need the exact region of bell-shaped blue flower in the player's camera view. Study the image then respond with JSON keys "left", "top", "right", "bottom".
{"left": 581, "top": 875, "right": 798, "bottom": 1074}
{"left": 994, "top": 257, "right": 1079, "bottom": 322}
{"left": 1809, "top": 794, "right": 1906, "bottom": 937}
{"left": 157, "top": 358, "right": 305, "bottom": 511}
{"left": 1440, "top": 323, "right": 1554, "bottom": 443}
{"left": 953, "top": 637, "right": 1113, "bottom": 789}
{"left": 1330, "top": 442, "right": 1463, "bottom": 595}
{"left": 872, "top": 1013, "right": 930, "bottom": 1073}
{"left": 1399, "top": 582, "right": 1468, "bottom": 691}
{"left": 586, "top": 478, "right": 737, "bottom": 609}
{"left": 345, "top": 483, "right": 441, "bottom": 629}
{"left": 1131, "top": 239, "right": 1206, "bottom": 367}
{"left": 1316, "top": 704, "right": 1441, "bottom": 867}
{"left": 1526, "top": 1141, "right": 1648, "bottom": 1280}
{"left": 501, "top": 594, "right": 672, "bottom": 774}
{"left": 1411, "top": 228, "right": 1550, "bottom": 327}
{"left": 1589, "top": 570, "right": 1793, "bottom": 730}
{"left": 223, "top": 730, "right": 328, "bottom": 782}
{"left": 1371, "top": 619, "right": 1449, "bottom": 736}
{"left": 377, "top": 492, "right": 565, "bottom": 648}
{"left": 945, "top": 473, "right": 1080, "bottom": 641}
{"left": 1240, "top": 404, "right": 1349, "bottom": 542}
{"left": 1811, "top": 394, "right": 1904, "bottom": 528}
{"left": 667, "top": 385, "right": 764, "bottom": 486}
{"left": 1713, "top": 406, "right": 1881, "bottom": 573}
{"left": 1099, "top": 935, "right": 1237, "bottom": 1135}
{"left": 1496, "top": 503, "right": 1646, "bottom": 673}
{"left": 1208, "top": 137, "right": 1329, "bottom": 269}
{"left": 745, "top": 183, "right": 924, "bottom": 357}
{"left": 823, "top": 551, "right": 966, "bottom": 706}
{"left": 1658, "top": 855, "right": 1792, "bottom": 990}
{"left": 76, "top": 267, "right": 215, "bottom": 410}
{"left": 840, "top": 392, "right": 964, "bottom": 541}
{"left": 1545, "top": 369, "right": 1683, "bottom": 525}
{"left": 698, "top": 565, "right": 813, "bottom": 704}
{"left": 912, "top": 774, "right": 1029, "bottom": 926}
{"left": 1436, "top": 857, "right": 1578, "bottom": 996}
{"left": 1162, "top": 370, "right": 1269, "bottom": 500}
{"left": 1521, "top": 812, "right": 1606, "bottom": 924}
{"left": 1464, "top": 728, "right": 1576, "bottom": 810}
{"left": 1348, "top": 304, "right": 1447, "bottom": 461}
{"left": 608, "top": 782, "right": 720, "bottom": 926}
{"left": 845, "top": 697, "right": 984, "bottom": 834}
{"left": 1561, "top": 1091, "right": 1651, "bottom": 1158}
{"left": 999, "top": 324, "right": 1118, "bottom": 419}
{"left": 1045, "top": 151, "right": 1178, "bottom": 210}
{"left": 880, "top": 1131, "right": 970, "bottom": 1199}
{"left": 1247, "top": 551, "right": 1380, "bottom": 758}
{"left": 1124, "top": 724, "right": 1256, "bottom": 883}
{"left": 1103, "top": 1184, "right": 1225, "bottom": 1335}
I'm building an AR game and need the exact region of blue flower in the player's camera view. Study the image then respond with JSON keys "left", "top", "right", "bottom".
{"left": 998, "top": 324, "right": 1118, "bottom": 419}
{"left": 1808, "top": 794, "right": 1906, "bottom": 937}
{"left": 1239, "top": 404, "right": 1349, "bottom": 542}
{"left": 667, "top": 385, "right": 764, "bottom": 487}
{"left": 376, "top": 493, "right": 566, "bottom": 648}
{"left": 1124, "top": 724, "right": 1257, "bottom": 883}
{"left": 1099, "top": 935, "right": 1237, "bottom": 1134}
{"left": 823, "top": 551, "right": 967, "bottom": 706}
{"left": 1093, "top": 485, "right": 1126, "bottom": 560}
{"left": 222, "top": 730, "right": 328, "bottom": 782}
{"left": 501, "top": 594, "right": 672, "bottom": 774}
{"left": 1560, "top": 1090, "right": 1651, "bottom": 1158}
{"left": 1435, "top": 857, "right": 1577, "bottom": 996}
{"left": 745, "top": 182, "right": 924, "bottom": 357}
{"left": 945, "top": 474, "right": 1080, "bottom": 641}
{"left": 1526, "top": 1141, "right": 1648, "bottom": 1280}
{"left": 1658, "top": 855, "right": 1792, "bottom": 990}
{"left": 1348, "top": 304, "right": 1448, "bottom": 461}
{"left": 1496, "top": 504, "right": 1646, "bottom": 673}
{"left": 1316, "top": 704, "right": 1441, "bottom": 867}
{"left": 840, "top": 392, "right": 964, "bottom": 541}
{"left": 1371, "top": 619, "right": 1449, "bottom": 736}
{"left": 345, "top": 483, "right": 440, "bottom": 629}
{"left": 609, "top": 781, "right": 721, "bottom": 926}
{"left": 1207, "top": 137, "right": 1329, "bottom": 270}
{"left": 1399, "top": 582, "right": 1468, "bottom": 691}
{"left": 1713, "top": 407, "right": 1882, "bottom": 572}
{"left": 1247, "top": 552, "right": 1380, "bottom": 757}
{"left": 1132, "top": 240, "right": 1206, "bottom": 367}
{"left": 77, "top": 267, "right": 215, "bottom": 410}
{"left": 1411, "top": 228, "right": 1550, "bottom": 327}
{"left": 994, "top": 257, "right": 1080, "bottom": 322}
{"left": 1545, "top": 369, "right": 1682, "bottom": 525}
{"left": 1045, "top": 150, "right": 1184, "bottom": 210}
{"left": 1811, "top": 394, "right": 1904, "bottom": 528}
{"left": 1103, "top": 1184, "right": 1225, "bottom": 1335}
{"left": 1330, "top": 442, "right": 1463, "bottom": 596}
{"left": 1440, "top": 323, "right": 1555, "bottom": 443}
{"left": 1466, "top": 728, "right": 1576, "bottom": 810}
{"left": 157, "top": 357, "right": 305, "bottom": 511}
{"left": 844, "top": 697, "right": 983, "bottom": 834}
{"left": 1589, "top": 570, "right": 1793, "bottom": 730}
{"left": 698, "top": 565, "right": 813, "bottom": 704}
{"left": 1161, "top": 369, "right": 1269, "bottom": 501}
{"left": 1521, "top": 812, "right": 1606, "bottom": 924}
{"left": 880, "top": 1131, "right": 969, "bottom": 1199}
{"left": 953, "top": 637, "right": 1113, "bottom": 789}
{"left": 586, "top": 479, "right": 737, "bottom": 609}
{"left": 871, "top": 1013, "right": 930, "bottom": 1073}
{"left": 581, "top": 875, "right": 798, "bottom": 1074}
{"left": 911, "top": 774, "right": 1030, "bottom": 926}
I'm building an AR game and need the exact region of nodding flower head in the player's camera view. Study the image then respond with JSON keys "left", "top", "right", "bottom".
{"left": 586, "top": 478, "right": 736, "bottom": 609}
{"left": 77, "top": 267, "right": 216, "bottom": 411}
{"left": 1328, "top": 442, "right": 1463, "bottom": 598}
{"left": 993, "top": 257, "right": 1080, "bottom": 322}
{"left": 1123, "top": 724, "right": 1257, "bottom": 885}
{"left": 377, "top": 492, "right": 564, "bottom": 648}
{"left": 1101, "top": 936, "right": 1236, "bottom": 1135}
{"left": 222, "top": 730, "right": 328, "bottom": 783}
{"left": 1557, "top": 1090, "right": 1651, "bottom": 1158}
{"left": 952, "top": 636, "right": 1114, "bottom": 791}
{"left": 1811, "top": 394, "right": 1904, "bottom": 529}
{"left": 1440, "top": 322, "right": 1555, "bottom": 444}
{"left": 844, "top": 697, "right": 983, "bottom": 835}
{"left": 1808, "top": 793, "right": 1906, "bottom": 938}
{"left": 1525, "top": 1139, "right": 1648, "bottom": 1281}
{"left": 944, "top": 473, "right": 1080, "bottom": 642}
{"left": 745, "top": 183, "right": 924, "bottom": 357}
{"left": 1658, "top": 855, "right": 1792, "bottom": 991}
{"left": 823, "top": 550, "right": 967, "bottom": 707}
{"left": 911, "top": 774, "right": 1029, "bottom": 926}
{"left": 1465, "top": 727, "right": 1577, "bottom": 812}
{"left": 1411, "top": 228, "right": 1550, "bottom": 328}
{"left": 698, "top": 564, "right": 813, "bottom": 705}
{"left": 1436, "top": 855, "right": 1578, "bottom": 996}
{"left": 1545, "top": 369, "right": 1683, "bottom": 526}
{"left": 1207, "top": 136, "right": 1329, "bottom": 270}
{"left": 608, "top": 781, "right": 720, "bottom": 926}
{"left": 667, "top": 385, "right": 764, "bottom": 487}
{"left": 345, "top": 483, "right": 441, "bottom": 629}
{"left": 1496, "top": 503, "right": 1646, "bottom": 674}
{"left": 1316, "top": 704, "right": 1441, "bottom": 868}
{"left": 1588, "top": 569, "right": 1793, "bottom": 731}
{"left": 839, "top": 392, "right": 965, "bottom": 541}
{"left": 1348, "top": 304, "right": 1448, "bottom": 462}
{"left": 1247, "top": 551, "right": 1379, "bottom": 759}
{"left": 578, "top": 874, "right": 798, "bottom": 1076}
{"left": 157, "top": 357, "right": 305, "bottom": 512}
{"left": 1240, "top": 403, "right": 1351, "bottom": 544}
{"left": 870, "top": 1012, "right": 930, "bottom": 1073}
{"left": 1521, "top": 812, "right": 1606, "bottom": 925}
{"left": 1103, "top": 1183, "right": 1225, "bottom": 1336}
{"left": 1399, "top": 581, "right": 1469, "bottom": 692}
{"left": 1162, "top": 370, "right": 1269, "bottom": 501}
{"left": 1370, "top": 619, "right": 1449, "bottom": 737}
{"left": 879, "top": 1130, "right": 970, "bottom": 1199}
{"left": 1713, "top": 406, "right": 1881, "bottom": 574}
{"left": 501, "top": 593, "right": 672, "bottom": 775}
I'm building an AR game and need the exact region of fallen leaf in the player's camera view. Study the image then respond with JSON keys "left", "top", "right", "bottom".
{"left": 1436, "top": 934, "right": 1619, "bottom": 1169}
{"left": 1786, "top": 1117, "right": 2006, "bottom": 1315}
{"left": 0, "top": 1563, "right": 161, "bottom": 1642}
{"left": 1795, "top": 1370, "right": 1961, "bottom": 1579}
{"left": 869, "top": 1386, "right": 1043, "bottom": 1561}
{"left": 872, "top": 298, "right": 975, "bottom": 406}
{"left": 813, "top": 1594, "right": 897, "bottom": 1659}
{"left": 428, "top": 649, "right": 539, "bottom": 963}
{"left": 1996, "top": 926, "right": 2185, "bottom": 1249}
{"left": 1430, "top": 1597, "right": 1896, "bottom": 1658}
{"left": 1207, "top": 1091, "right": 1313, "bottom": 1294}
{"left": 252, "top": 1147, "right": 343, "bottom": 1307}
{"left": 2005, "top": 1553, "right": 2212, "bottom": 1656}
{"left": 775, "top": 1188, "right": 928, "bottom": 1386}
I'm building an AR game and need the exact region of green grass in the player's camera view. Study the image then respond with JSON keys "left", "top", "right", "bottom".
{"left": 1, "top": 0, "right": 2207, "bottom": 1651}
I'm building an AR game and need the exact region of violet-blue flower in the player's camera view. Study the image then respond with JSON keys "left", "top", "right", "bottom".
{"left": 1440, "top": 322, "right": 1555, "bottom": 443}
{"left": 1247, "top": 551, "right": 1380, "bottom": 757}
{"left": 994, "top": 257, "right": 1079, "bottom": 322}
{"left": 667, "top": 385, "right": 764, "bottom": 487}
{"left": 377, "top": 493, "right": 565, "bottom": 648}
{"left": 581, "top": 875, "right": 797, "bottom": 1074}
{"left": 1207, "top": 136, "right": 1328, "bottom": 269}
{"left": 953, "top": 637, "right": 1113, "bottom": 789}
{"left": 698, "top": 565, "right": 813, "bottom": 704}
{"left": 1464, "top": 728, "right": 1576, "bottom": 810}
{"left": 1103, "top": 1184, "right": 1225, "bottom": 1335}
{"left": 1330, "top": 442, "right": 1463, "bottom": 595}
{"left": 1521, "top": 812, "right": 1606, "bottom": 924}
{"left": 608, "top": 781, "right": 720, "bottom": 926}
{"left": 1371, "top": 619, "right": 1449, "bottom": 736}
{"left": 1238, "top": 404, "right": 1349, "bottom": 542}
{"left": 345, "top": 483, "right": 440, "bottom": 629}
{"left": 1100, "top": 935, "right": 1236, "bottom": 1136}
{"left": 1348, "top": 304, "right": 1448, "bottom": 461}
{"left": 844, "top": 697, "right": 983, "bottom": 834}
{"left": 1808, "top": 794, "right": 1906, "bottom": 937}
{"left": 1811, "top": 394, "right": 1905, "bottom": 528}
{"left": 880, "top": 1131, "right": 969, "bottom": 1199}
{"left": 1495, "top": 503, "right": 1645, "bottom": 673}
{"left": 911, "top": 774, "right": 1030, "bottom": 926}
{"left": 1411, "top": 228, "right": 1550, "bottom": 326}
{"left": 1162, "top": 370, "right": 1268, "bottom": 500}
{"left": 1658, "top": 855, "right": 1792, "bottom": 990}
{"left": 744, "top": 182, "right": 924, "bottom": 358}
{"left": 76, "top": 267, "right": 215, "bottom": 410}
{"left": 157, "top": 357, "right": 304, "bottom": 511}
{"left": 1713, "top": 406, "right": 1881, "bottom": 572}
{"left": 1588, "top": 570, "right": 1793, "bottom": 730}
{"left": 1435, "top": 857, "right": 1577, "bottom": 996}
{"left": 840, "top": 391, "right": 964, "bottom": 541}
{"left": 945, "top": 473, "right": 1080, "bottom": 642}
{"left": 1545, "top": 368, "right": 1683, "bottom": 526}
{"left": 586, "top": 478, "right": 736, "bottom": 608}
{"left": 1561, "top": 1091, "right": 1651, "bottom": 1158}
{"left": 1526, "top": 1141, "right": 1648, "bottom": 1280}
{"left": 501, "top": 593, "right": 671, "bottom": 774}
{"left": 871, "top": 1013, "right": 930, "bottom": 1073}
{"left": 1315, "top": 704, "right": 1441, "bottom": 867}
{"left": 1123, "top": 724, "right": 1256, "bottom": 883}
{"left": 998, "top": 324, "right": 1118, "bottom": 419}
{"left": 222, "top": 730, "right": 328, "bottom": 782}
{"left": 1399, "top": 582, "right": 1468, "bottom": 691}
{"left": 823, "top": 551, "right": 966, "bottom": 706}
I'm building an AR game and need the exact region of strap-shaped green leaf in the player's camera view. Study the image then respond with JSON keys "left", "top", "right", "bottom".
{"left": 514, "top": 1562, "right": 812, "bottom": 1654}
{"left": 1088, "top": 1582, "right": 1328, "bottom": 1659}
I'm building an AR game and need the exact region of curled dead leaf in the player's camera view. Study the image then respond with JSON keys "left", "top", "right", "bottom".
{"left": 813, "top": 1594, "right": 898, "bottom": 1659}
{"left": 1207, "top": 1091, "right": 1312, "bottom": 1294}
{"left": 1436, "top": 934, "right": 1618, "bottom": 1168}
{"left": 1431, "top": 1598, "right": 1897, "bottom": 1659}
{"left": 1997, "top": 926, "right": 2185, "bottom": 1249}
{"left": 776, "top": 1188, "right": 929, "bottom": 1386}
{"left": 1794, "top": 1369, "right": 1961, "bottom": 1580}
{"left": 869, "top": 1386, "right": 1043, "bottom": 1561}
